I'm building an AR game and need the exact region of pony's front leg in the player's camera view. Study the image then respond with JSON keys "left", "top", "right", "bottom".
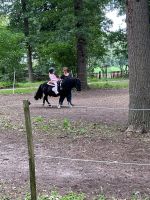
{"left": 45, "top": 95, "right": 52, "bottom": 107}
{"left": 43, "top": 95, "right": 50, "bottom": 106}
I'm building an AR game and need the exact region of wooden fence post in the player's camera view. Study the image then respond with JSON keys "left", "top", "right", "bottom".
{"left": 23, "top": 100, "right": 37, "bottom": 200}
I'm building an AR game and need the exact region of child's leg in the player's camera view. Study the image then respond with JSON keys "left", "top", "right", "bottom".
{"left": 52, "top": 82, "right": 58, "bottom": 94}
{"left": 47, "top": 81, "right": 54, "bottom": 86}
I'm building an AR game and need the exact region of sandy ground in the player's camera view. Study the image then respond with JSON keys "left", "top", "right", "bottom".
{"left": 0, "top": 89, "right": 150, "bottom": 199}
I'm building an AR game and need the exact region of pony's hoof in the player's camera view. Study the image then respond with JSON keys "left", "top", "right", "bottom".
{"left": 68, "top": 103, "right": 73, "bottom": 108}
{"left": 43, "top": 104, "right": 45, "bottom": 106}
{"left": 48, "top": 104, "right": 52, "bottom": 107}
{"left": 57, "top": 104, "right": 61, "bottom": 109}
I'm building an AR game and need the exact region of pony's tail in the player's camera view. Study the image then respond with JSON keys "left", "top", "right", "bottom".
{"left": 34, "top": 84, "right": 43, "bottom": 100}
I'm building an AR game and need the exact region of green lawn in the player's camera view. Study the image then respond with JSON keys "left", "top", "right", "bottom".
{"left": 0, "top": 81, "right": 43, "bottom": 89}
{"left": 88, "top": 77, "right": 128, "bottom": 82}
{"left": 89, "top": 80, "right": 129, "bottom": 89}
{"left": 0, "top": 79, "right": 129, "bottom": 95}
{"left": 17, "top": 81, "right": 43, "bottom": 88}
{"left": 0, "top": 87, "right": 37, "bottom": 95}
{"left": 0, "top": 81, "right": 42, "bottom": 94}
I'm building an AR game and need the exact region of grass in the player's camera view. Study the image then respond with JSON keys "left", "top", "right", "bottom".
{"left": 88, "top": 80, "right": 129, "bottom": 89}
{"left": 0, "top": 115, "right": 24, "bottom": 132}
{"left": 0, "top": 112, "right": 120, "bottom": 137}
{"left": 0, "top": 81, "right": 12, "bottom": 88}
{"left": 16, "top": 81, "right": 43, "bottom": 88}
{"left": 1, "top": 191, "right": 149, "bottom": 200}
{"left": 0, "top": 81, "right": 42, "bottom": 94}
{"left": 0, "top": 79, "right": 129, "bottom": 95}
{"left": 0, "top": 87, "right": 37, "bottom": 95}
{"left": 88, "top": 77, "right": 128, "bottom": 82}
{"left": 31, "top": 117, "right": 120, "bottom": 137}
{"left": 88, "top": 77, "right": 129, "bottom": 89}
{"left": 0, "top": 81, "right": 43, "bottom": 89}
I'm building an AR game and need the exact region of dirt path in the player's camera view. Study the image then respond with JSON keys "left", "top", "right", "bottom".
{"left": 0, "top": 89, "right": 129, "bottom": 124}
{"left": 1, "top": 89, "right": 150, "bottom": 199}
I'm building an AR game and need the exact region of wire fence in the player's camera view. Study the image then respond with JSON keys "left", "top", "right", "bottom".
{"left": 89, "top": 71, "right": 129, "bottom": 79}
{"left": 0, "top": 100, "right": 148, "bottom": 168}
{"left": 36, "top": 155, "right": 150, "bottom": 167}
{"left": 0, "top": 102, "right": 129, "bottom": 125}
{"left": 1, "top": 103, "right": 150, "bottom": 111}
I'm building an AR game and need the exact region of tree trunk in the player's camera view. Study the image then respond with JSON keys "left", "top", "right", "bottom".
{"left": 126, "top": 0, "right": 150, "bottom": 132}
{"left": 27, "top": 42, "right": 33, "bottom": 82}
{"left": 21, "top": 0, "right": 34, "bottom": 82}
{"left": 76, "top": 35, "right": 88, "bottom": 89}
{"left": 74, "top": 0, "right": 88, "bottom": 89}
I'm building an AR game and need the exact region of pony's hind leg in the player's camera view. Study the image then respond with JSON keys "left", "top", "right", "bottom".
{"left": 43, "top": 96, "right": 46, "bottom": 106}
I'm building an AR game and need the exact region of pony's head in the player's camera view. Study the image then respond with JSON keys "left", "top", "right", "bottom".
{"left": 75, "top": 78, "right": 81, "bottom": 91}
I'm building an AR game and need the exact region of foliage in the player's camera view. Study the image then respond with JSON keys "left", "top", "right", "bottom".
{"left": 37, "top": 41, "right": 76, "bottom": 74}
{"left": 108, "top": 29, "right": 127, "bottom": 59}
{"left": 0, "top": 21, "right": 25, "bottom": 81}
{"left": 107, "top": 0, "right": 125, "bottom": 15}
{"left": 5, "top": 0, "right": 113, "bottom": 72}
{"left": 0, "top": 0, "right": 128, "bottom": 82}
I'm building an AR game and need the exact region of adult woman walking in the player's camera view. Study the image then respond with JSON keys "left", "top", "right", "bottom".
{"left": 60, "top": 67, "right": 74, "bottom": 106}
{"left": 61, "top": 67, "right": 72, "bottom": 79}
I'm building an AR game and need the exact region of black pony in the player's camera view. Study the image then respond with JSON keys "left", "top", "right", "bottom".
{"left": 34, "top": 78, "right": 81, "bottom": 108}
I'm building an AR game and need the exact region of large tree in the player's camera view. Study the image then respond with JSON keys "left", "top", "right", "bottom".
{"left": 74, "top": 0, "right": 87, "bottom": 89}
{"left": 73, "top": 0, "right": 110, "bottom": 89}
{"left": 35, "top": 0, "right": 109, "bottom": 86}
{"left": 126, "top": 0, "right": 150, "bottom": 132}
{"left": 20, "top": 0, "right": 34, "bottom": 82}
{"left": 9, "top": 0, "right": 34, "bottom": 81}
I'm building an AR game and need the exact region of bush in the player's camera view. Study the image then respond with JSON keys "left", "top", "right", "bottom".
{"left": 0, "top": 82, "right": 12, "bottom": 88}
